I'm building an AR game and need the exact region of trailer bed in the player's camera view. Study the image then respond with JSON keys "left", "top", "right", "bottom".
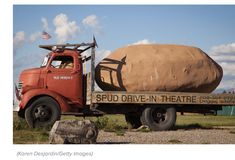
{"left": 92, "top": 91, "right": 235, "bottom": 106}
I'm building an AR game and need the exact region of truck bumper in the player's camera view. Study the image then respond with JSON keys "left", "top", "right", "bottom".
{"left": 13, "top": 96, "right": 20, "bottom": 111}
{"left": 13, "top": 84, "right": 20, "bottom": 112}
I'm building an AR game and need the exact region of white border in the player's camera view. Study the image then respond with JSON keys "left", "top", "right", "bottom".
{"left": 12, "top": 0, "right": 235, "bottom": 5}
{"left": 1, "top": 1, "right": 235, "bottom": 160}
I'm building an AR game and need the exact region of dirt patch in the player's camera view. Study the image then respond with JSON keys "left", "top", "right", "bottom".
{"left": 97, "top": 128, "right": 235, "bottom": 144}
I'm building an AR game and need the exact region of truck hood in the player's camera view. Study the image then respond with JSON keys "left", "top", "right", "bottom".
{"left": 21, "top": 67, "right": 41, "bottom": 75}
{"left": 19, "top": 68, "right": 42, "bottom": 91}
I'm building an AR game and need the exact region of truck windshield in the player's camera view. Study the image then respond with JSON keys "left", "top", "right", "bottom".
{"left": 41, "top": 55, "right": 50, "bottom": 67}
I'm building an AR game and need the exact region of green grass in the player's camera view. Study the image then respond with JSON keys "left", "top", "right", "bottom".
{"left": 13, "top": 113, "right": 50, "bottom": 144}
{"left": 175, "top": 114, "right": 235, "bottom": 128}
{"left": 14, "top": 130, "right": 49, "bottom": 144}
{"left": 13, "top": 112, "right": 235, "bottom": 144}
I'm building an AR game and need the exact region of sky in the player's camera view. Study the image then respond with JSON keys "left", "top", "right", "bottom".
{"left": 13, "top": 5, "right": 235, "bottom": 91}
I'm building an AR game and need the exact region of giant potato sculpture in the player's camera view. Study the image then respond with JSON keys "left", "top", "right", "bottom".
{"left": 95, "top": 44, "right": 223, "bottom": 93}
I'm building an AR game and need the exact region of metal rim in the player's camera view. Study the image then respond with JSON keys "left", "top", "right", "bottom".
{"left": 33, "top": 104, "right": 52, "bottom": 122}
{"left": 151, "top": 108, "right": 168, "bottom": 124}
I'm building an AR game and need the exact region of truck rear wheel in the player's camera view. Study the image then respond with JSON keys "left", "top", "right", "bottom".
{"left": 25, "top": 96, "right": 61, "bottom": 128}
{"left": 141, "top": 105, "right": 176, "bottom": 131}
{"left": 125, "top": 113, "right": 142, "bottom": 129}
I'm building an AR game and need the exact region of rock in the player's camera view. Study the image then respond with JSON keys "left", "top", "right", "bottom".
{"left": 95, "top": 44, "right": 223, "bottom": 93}
{"left": 49, "top": 119, "right": 98, "bottom": 144}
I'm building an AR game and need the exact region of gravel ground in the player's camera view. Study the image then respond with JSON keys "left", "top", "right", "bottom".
{"left": 97, "top": 128, "right": 235, "bottom": 144}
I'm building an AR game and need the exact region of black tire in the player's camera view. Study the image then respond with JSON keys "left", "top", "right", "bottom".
{"left": 125, "top": 113, "right": 142, "bottom": 129}
{"left": 25, "top": 96, "right": 61, "bottom": 128}
{"left": 18, "top": 109, "right": 25, "bottom": 119}
{"left": 141, "top": 105, "right": 176, "bottom": 131}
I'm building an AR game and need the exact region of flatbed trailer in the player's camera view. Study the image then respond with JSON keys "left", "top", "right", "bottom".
{"left": 89, "top": 91, "right": 235, "bottom": 131}
{"left": 92, "top": 91, "right": 235, "bottom": 106}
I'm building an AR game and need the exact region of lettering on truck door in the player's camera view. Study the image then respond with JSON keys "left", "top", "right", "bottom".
{"left": 46, "top": 55, "right": 81, "bottom": 101}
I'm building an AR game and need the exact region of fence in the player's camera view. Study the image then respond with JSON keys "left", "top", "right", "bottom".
{"left": 217, "top": 106, "right": 235, "bottom": 116}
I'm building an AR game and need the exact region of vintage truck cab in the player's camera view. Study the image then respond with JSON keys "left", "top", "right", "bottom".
{"left": 15, "top": 39, "right": 97, "bottom": 128}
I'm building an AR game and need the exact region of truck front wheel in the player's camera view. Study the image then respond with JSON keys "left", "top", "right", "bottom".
{"left": 25, "top": 96, "right": 61, "bottom": 128}
{"left": 125, "top": 113, "right": 142, "bottom": 129}
{"left": 141, "top": 105, "right": 176, "bottom": 131}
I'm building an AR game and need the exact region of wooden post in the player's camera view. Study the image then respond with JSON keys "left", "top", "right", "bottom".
{"left": 91, "top": 46, "right": 95, "bottom": 93}
{"left": 90, "top": 44, "right": 95, "bottom": 109}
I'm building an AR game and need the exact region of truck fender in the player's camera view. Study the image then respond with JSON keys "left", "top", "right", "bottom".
{"left": 19, "top": 88, "right": 71, "bottom": 112}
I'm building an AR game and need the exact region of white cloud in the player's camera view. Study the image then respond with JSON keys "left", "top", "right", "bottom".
{"left": 29, "top": 31, "right": 41, "bottom": 43}
{"left": 53, "top": 13, "right": 80, "bottom": 43}
{"left": 132, "top": 39, "right": 155, "bottom": 45}
{"left": 216, "top": 78, "right": 235, "bottom": 90}
{"left": 82, "top": 15, "right": 103, "bottom": 35}
{"left": 41, "top": 17, "right": 49, "bottom": 31}
{"left": 211, "top": 55, "right": 235, "bottom": 62}
{"left": 220, "top": 62, "right": 235, "bottom": 76}
{"left": 13, "top": 31, "right": 25, "bottom": 49}
{"left": 96, "top": 50, "right": 111, "bottom": 63}
{"left": 209, "top": 43, "right": 235, "bottom": 76}
{"left": 209, "top": 42, "right": 235, "bottom": 90}
{"left": 82, "top": 15, "right": 99, "bottom": 27}
{"left": 210, "top": 42, "right": 235, "bottom": 55}
{"left": 28, "top": 18, "right": 51, "bottom": 43}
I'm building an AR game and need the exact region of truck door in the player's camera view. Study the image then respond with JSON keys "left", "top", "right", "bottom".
{"left": 46, "top": 54, "right": 83, "bottom": 105}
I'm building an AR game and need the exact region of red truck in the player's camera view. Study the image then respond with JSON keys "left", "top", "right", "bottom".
{"left": 14, "top": 37, "right": 235, "bottom": 131}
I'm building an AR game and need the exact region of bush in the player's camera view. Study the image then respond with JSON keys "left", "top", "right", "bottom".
{"left": 94, "top": 116, "right": 126, "bottom": 136}
{"left": 95, "top": 116, "right": 109, "bottom": 129}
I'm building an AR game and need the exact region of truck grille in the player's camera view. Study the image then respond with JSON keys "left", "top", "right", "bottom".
{"left": 18, "top": 82, "right": 23, "bottom": 90}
